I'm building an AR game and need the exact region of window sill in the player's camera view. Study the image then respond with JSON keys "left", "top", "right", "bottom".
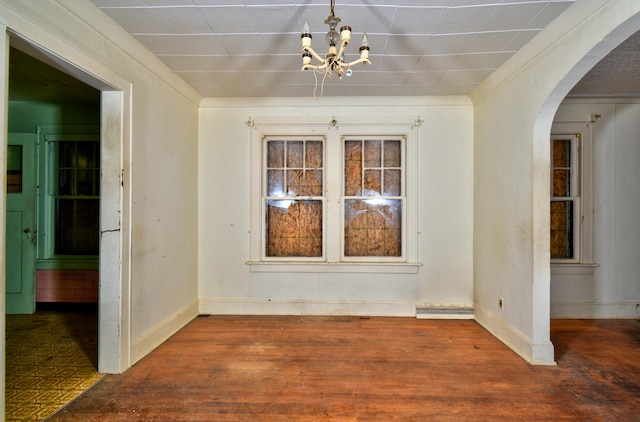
{"left": 246, "top": 261, "right": 422, "bottom": 274}
{"left": 551, "top": 263, "right": 599, "bottom": 275}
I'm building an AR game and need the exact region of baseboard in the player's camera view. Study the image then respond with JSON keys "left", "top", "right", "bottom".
{"left": 474, "top": 303, "right": 556, "bottom": 365}
{"left": 415, "top": 305, "right": 474, "bottom": 319}
{"left": 199, "top": 299, "right": 415, "bottom": 317}
{"left": 551, "top": 301, "right": 640, "bottom": 318}
{"left": 131, "top": 300, "right": 199, "bottom": 365}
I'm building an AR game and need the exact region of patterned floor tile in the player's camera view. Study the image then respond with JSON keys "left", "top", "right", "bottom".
{"left": 5, "top": 309, "right": 105, "bottom": 422}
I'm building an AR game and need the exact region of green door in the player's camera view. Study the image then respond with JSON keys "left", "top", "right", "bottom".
{"left": 6, "top": 133, "right": 37, "bottom": 314}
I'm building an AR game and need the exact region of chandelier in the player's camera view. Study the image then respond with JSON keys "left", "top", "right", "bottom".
{"left": 300, "top": 0, "right": 370, "bottom": 86}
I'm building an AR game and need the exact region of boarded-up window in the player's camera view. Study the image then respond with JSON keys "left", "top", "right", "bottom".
{"left": 264, "top": 137, "right": 324, "bottom": 257}
{"left": 343, "top": 137, "right": 404, "bottom": 257}
{"left": 550, "top": 136, "right": 578, "bottom": 260}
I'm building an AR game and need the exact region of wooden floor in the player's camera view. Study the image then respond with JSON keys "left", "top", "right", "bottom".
{"left": 49, "top": 316, "right": 640, "bottom": 421}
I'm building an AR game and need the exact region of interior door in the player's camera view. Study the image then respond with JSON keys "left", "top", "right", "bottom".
{"left": 6, "top": 133, "right": 36, "bottom": 314}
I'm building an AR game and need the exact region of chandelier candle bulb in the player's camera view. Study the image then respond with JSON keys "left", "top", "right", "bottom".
{"left": 340, "top": 26, "right": 351, "bottom": 44}
{"left": 301, "top": 21, "right": 312, "bottom": 48}
{"left": 359, "top": 33, "right": 370, "bottom": 60}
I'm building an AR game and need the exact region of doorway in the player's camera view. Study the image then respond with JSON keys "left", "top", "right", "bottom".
{"left": 2, "top": 33, "right": 131, "bottom": 422}
{"left": 4, "top": 45, "right": 104, "bottom": 419}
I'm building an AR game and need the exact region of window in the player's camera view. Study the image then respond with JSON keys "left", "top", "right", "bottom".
{"left": 249, "top": 118, "right": 419, "bottom": 273}
{"left": 343, "top": 137, "right": 403, "bottom": 258}
{"left": 37, "top": 128, "right": 100, "bottom": 266}
{"left": 53, "top": 140, "right": 100, "bottom": 255}
{"left": 550, "top": 123, "right": 594, "bottom": 267}
{"left": 264, "top": 137, "right": 324, "bottom": 258}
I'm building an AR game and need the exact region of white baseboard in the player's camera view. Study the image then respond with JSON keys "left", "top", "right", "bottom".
{"left": 131, "top": 299, "right": 199, "bottom": 365}
{"left": 551, "top": 301, "right": 640, "bottom": 318}
{"left": 474, "top": 303, "right": 556, "bottom": 365}
{"left": 199, "top": 299, "right": 416, "bottom": 317}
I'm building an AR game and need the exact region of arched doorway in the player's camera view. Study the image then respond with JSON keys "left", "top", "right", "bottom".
{"left": 472, "top": 1, "right": 640, "bottom": 365}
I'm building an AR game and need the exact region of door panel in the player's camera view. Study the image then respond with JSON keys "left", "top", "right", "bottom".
{"left": 6, "top": 133, "right": 36, "bottom": 314}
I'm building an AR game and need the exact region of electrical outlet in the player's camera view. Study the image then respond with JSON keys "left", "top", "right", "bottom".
{"left": 499, "top": 297, "right": 504, "bottom": 310}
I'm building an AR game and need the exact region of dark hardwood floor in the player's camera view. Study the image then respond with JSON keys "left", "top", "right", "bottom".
{"left": 48, "top": 316, "right": 640, "bottom": 421}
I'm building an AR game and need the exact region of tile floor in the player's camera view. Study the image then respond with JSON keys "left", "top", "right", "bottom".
{"left": 5, "top": 305, "right": 104, "bottom": 421}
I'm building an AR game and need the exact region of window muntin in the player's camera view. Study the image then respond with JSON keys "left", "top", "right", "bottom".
{"left": 264, "top": 136, "right": 324, "bottom": 258}
{"left": 343, "top": 137, "right": 404, "bottom": 259}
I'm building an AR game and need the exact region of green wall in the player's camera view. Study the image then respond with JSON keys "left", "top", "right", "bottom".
{"left": 9, "top": 100, "right": 99, "bottom": 133}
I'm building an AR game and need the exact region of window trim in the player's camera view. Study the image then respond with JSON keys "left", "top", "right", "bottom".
{"left": 247, "top": 117, "right": 421, "bottom": 273}
{"left": 36, "top": 125, "right": 100, "bottom": 269}
{"left": 341, "top": 135, "right": 407, "bottom": 263}
{"left": 261, "top": 135, "right": 327, "bottom": 262}
{"left": 550, "top": 123, "right": 594, "bottom": 267}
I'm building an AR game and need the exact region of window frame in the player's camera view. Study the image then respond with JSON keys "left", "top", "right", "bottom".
{"left": 247, "top": 117, "right": 420, "bottom": 274}
{"left": 341, "top": 135, "right": 407, "bottom": 263}
{"left": 36, "top": 125, "right": 100, "bottom": 270}
{"left": 261, "top": 135, "right": 327, "bottom": 262}
{"left": 550, "top": 123, "right": 594, "bottom": 269}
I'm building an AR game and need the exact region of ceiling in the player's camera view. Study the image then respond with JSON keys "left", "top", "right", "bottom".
{"left": 9, "top": 47, "right": 100, "bottom": 102}
{"left": 8, "top": 0, "right": 640, "bottom": 100}
{"left": 88, "top": 0, "right": 581, "bottom": 97}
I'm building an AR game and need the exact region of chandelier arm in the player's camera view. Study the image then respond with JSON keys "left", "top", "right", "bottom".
{"left": 302, "top": 60, "right": 331, "bottom": 72}
{"left": 302, "top": 46, "right": 328, "bottom": 64}
{"left": 344, "top": 57, "right": 371, "bottom": 67}
{"left": 334, "top": 40, "right": 350, "bottom": 62}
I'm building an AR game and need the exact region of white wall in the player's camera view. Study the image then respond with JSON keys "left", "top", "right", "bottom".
{"left": 470, "top": 0, "right": 640, "bottom": 364}
{"left": 552, "top": 100, "right": 640, "bottom": 318}
{"left": 0, "top": 0, "right": 201, "bottom": 378}
{"left": 198, "top": 97, "right": 474, "bottom": 316}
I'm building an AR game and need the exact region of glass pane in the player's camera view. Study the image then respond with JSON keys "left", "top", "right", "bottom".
{"left": 58, "top": 169, "right": 75, "bottom": 195}
{"left": 552, "top": 169, "right": 570, "bottom": 197}
{"left": 384, "top": 169, "right": 401, "bottom": 196}
{"left": 76, "top": 142, "right": 96, "bottom": 169}
{"left": 305, "top": 141, "right": 323, "bottom": 168}
{"left": 267, "top": 170, "right": 284, "bottom": 196}
{"left": 550, "top": 200, "right": 573, "bottom": 259}
{"left": 287, "top": 141, "right": 303, "bottom": 168}
{"left": 344, "top": 141, "right": 362, "bottom": 196}
{"left": 267, "top": 141, "right": 284, "bottom": 168}
{"left": 384, "top": 140, "right": 401, "bottom": 167}
{"left": 299, "top": 170, "right": 323, "bottom": 196}
{"left": 59, "top": 142, "right": 76, "bottom": 168}
{"left": 364, "top": 169, "right": 381, "bottom": 196}
{"left": 55, "top": 199, "right": 100, "bottom": 255}
{"left": 552, "top": 139, "right": 570, "bottom": 167}
{"left": 266, "top": 200, "right": 322, "bottom": 257}
{"left": 7, "top": 145, "right": 22, "bottom": 193}
{"left": 364, "top": 140, "right": 381, "bottom": 167}
{"left": 344, "top": 199, "right": 402, "bottom": 257}
{"left": 76, "top": 170, "right": 96, "bottom": 195}
{"left": 286, "top": 169, "right": 303, "bottom": 196}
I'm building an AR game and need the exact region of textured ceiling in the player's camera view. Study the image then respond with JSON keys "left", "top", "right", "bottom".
{"left": 88, "top": 0, "right": 578, "bottom": 97}
{"left": 8, "top": 1, "right": 640, "bottom": 101}
{"left": 568, "top": 30, "right": 640, "bottom": 97}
